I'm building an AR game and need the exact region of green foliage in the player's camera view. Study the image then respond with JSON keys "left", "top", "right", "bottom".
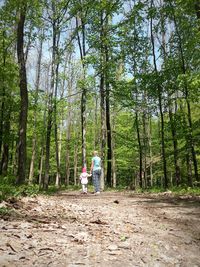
{"left": 142, "top": 186, "right": 200, "bottom": 196}
{"left": 0, "top": 0, "right": 199, "bottom": 191}
{"left": 0, "top": 175, "right": 64, "bottom": 201}
{"left": 170, "top": 185, "right": 200, "bottom": 196}
{"left": 0, "top": 176, "right": 39, "bottom": 201}
{"left": 0, "top": 207, "right": 12, "bottom": 216}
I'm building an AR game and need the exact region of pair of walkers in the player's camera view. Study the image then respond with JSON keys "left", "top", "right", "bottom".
{"left": 79, "top": 151, "right": 101, "bottom": 195}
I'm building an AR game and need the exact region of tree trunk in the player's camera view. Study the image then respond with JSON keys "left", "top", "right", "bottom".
{"left": 65, "top": 100, "right": 71, "bottom": 186}
{"left": 112, "top": 140, "right": 116, "bottom": 188}
{"left": 99, "top": 10, "right": 107, "bottom": 191}
{"left": 0, "top": 31, "right": 11, "bottom": 176}
{"left": 54, "top": 37, "right": 61, "bottom": 187}
{"left": 111, "top": 141, "right": 116, "bottom": 188}
{"left": 172, "top": 7, "right": 199, "bottom": 182}
{"left": 16, "top": 1, "right": 28, "bottom": 184}
{"left": 111, "top": 109, "right": 116, "bottom": 188}
{"left": 142, "top": 92, "right": 148, "bottom": 188}
{"left": 159, "top": 3, "right": 181, "bottom": 187}
{"left": 100, "top": 74, "right": 106, "bottom": 191}
{"left": 0, "top": 113, "right": 10, "bottom": 175}
{"left": 38, "top": 64, "right": 50, "bottom": 188}
{"left": 76, "top": 16, "right": 87, "bottom": 168}
{"left": 44, "top": 28, "right": 56, "bottom": 190}
{"left": 105, "top": 47, "right": 112, "bottom": 187}
{"left": 148, "top": 115, "right": 153, "bottom": 187}
{"left": 38, "top": 147, "right": 44, "bottom": 187}
{"left": 0, "top": 31, "right": 6, "bottom": 162}
{"left": 168, "top": 96, "right": 181, "bottom": 186}
{"left": 186, "top": 153, "right": 193, "bottom": 187}
{"left": 28, "top": 32, "right": 43, "bottom": 184}
{"left": 94, "top": 95, "right": 99, "bottom": 149}
{"left": 81, "top": 84, "right": 87, "bottom": 168}
{"left": 185, "top": 97, "right": 199, "bottom": 181}
{"left": 73, "top": 140, "right": 79, "bottom": 186}
{"left": 179, "top": 100, "right": 193, "bottom": 185}
{"left": 0, "top": 100, "right": 4, "bottom": 161}
{"left": 150, "top": 0, "right": 168, "bottom": 189}
{"left": 135, "top": 111, "right": 143, "bottom": 188}
{"left": 43, "top": 100, "right": 53, "bottom": 190}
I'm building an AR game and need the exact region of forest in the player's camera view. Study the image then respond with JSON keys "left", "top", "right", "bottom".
{"left": 0, "top": 0, "right": 200, "bottom": 194}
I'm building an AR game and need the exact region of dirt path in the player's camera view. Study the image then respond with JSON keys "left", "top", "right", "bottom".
{"left": 0, "top": 191, "right": 200, "bottom": 267}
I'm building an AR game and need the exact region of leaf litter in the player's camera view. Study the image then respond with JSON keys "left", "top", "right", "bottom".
{"left": 0, "top": 191, "right": 200, "bottom": 267}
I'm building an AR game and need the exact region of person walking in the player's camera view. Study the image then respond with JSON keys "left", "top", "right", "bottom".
{"left": 90, "top": 151, "right": 101, "bottom": 195}
{"left": 79, "top": 167, "right": 91, "bottom": 194}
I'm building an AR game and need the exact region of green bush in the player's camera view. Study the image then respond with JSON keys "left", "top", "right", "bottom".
{"left": 0, "top": 175, "right": 59, "bottom": 201}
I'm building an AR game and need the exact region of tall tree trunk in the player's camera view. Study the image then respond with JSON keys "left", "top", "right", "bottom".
{"left": 172, "top": 6, "right": 199, "bottom": 182}
{"left": 186, "top": 153, "right": 193, "bottom": 187}
{"left": 148, "top": 115, "right": 153, "bottom": 187}
{"left": 168, "top": 96, "right": 181, "bottom": 186}
{"left": 0, "top": 99, "right": 4, "bottom": 162}
{"left": 13, "top": 141, "right": 18, "bottom": 176}
{"left": 73, "top": 137, "right": 79, "bottom": 186}
{"left": 99, "top": 10, "right": 106, "bottom": 191}
{"left": 111, "top": 135, "right": 116, "bottom": 188}
{"left": 100, "top": 73, "right": 106, "bottom": 191}
{"left": 16, "top": 1, "right": 28, "bottom": 184}
{"left": 28, "top": 32, "right": 43, "bottom": 184}
{"left": 65, "top": 92, "right": 72, "bottom": 186}
{"left": 76, "top": 16, "right": 87, "bottom": 168}
{"left": 0, "top": 30, "right": 6, "bottom": 162}
{"left": 135, "top": 111, "right": 143, "bottom": 188}
{"left": 43, "top": 95, "right": 53, "bottom": 190}
{"left": 0, "top": 30, "right": 11, "bottom": 176}
{"left": 38, "top": 147, "right": 44, "bottom": 187}
{"left": 54, "top": 33, "right": 61, "bottom": 187}
{"left": 38, "top": 64, "right": 50, "bottom": 187}
{"left": 159, "top": 2, "right": 181, "bottom": 187}
{"left": 111, "top": 108, "right": 116, "bottom": 188}
{"left": 94, "top": 95, "right": 99, "bottom": 149}
{"left": 150, "top": 0, "right": 168, "bottom": 189}
{"left": 44, "top": 18, "right": 57, "bottom": 190}
{"left": 81, "top": 81, "right": 87, "bottom": 168}
{"left": 179, "top": 101, "right": 193, "bottom": 185}
{"left": 142, "top": 92, "right": 148, "bottom": 188}
{"left": 0, "top": 111, "right": 10, "bottom": 175}
{"left": 105, "top": 46, "right": 112, "bottom": 187}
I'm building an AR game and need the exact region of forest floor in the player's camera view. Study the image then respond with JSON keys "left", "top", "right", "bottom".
{"left": 0, "top": 190, "right": 200, "bottom": 267}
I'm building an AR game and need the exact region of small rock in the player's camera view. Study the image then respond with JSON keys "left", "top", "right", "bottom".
{"left": 108, "top": 244, "right": 118, "bottom": 251}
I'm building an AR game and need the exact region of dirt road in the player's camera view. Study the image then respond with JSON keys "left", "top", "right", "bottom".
{"left": 0, "top": 191, "right": 200, "bottom": 267}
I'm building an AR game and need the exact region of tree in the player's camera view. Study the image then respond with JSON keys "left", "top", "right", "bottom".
{"left": 16, "top": 0, "right": 28, "bottom": 184}
{"left": 28, "top": 30, "right": 44, "bottom": 184}
{"left": 150, "top": 0, "right": 168, "bottom": 189}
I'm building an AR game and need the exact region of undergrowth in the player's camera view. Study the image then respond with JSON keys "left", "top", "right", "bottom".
{"left": 0, "top": 175, "right": 65, "bottom": 201}
{"left": 134, "top": 186, "right": 200, "bottom": 196}
{"left": 0, "top": 206, "right": 12, "bottom": 216}
{"left": 0, "top": 175, "right": 199, "bottom": 202}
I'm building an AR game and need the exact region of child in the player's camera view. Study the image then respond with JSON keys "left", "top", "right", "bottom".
{"left": 79, "top": 167, "right": 91, "bottom": 194}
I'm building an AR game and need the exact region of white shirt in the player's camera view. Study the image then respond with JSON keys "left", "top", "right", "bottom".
{"left": 80, "top": 172, "right": 90, "bottom": 184}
